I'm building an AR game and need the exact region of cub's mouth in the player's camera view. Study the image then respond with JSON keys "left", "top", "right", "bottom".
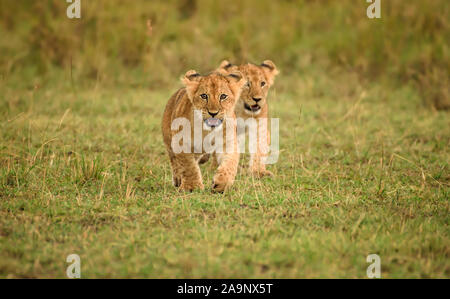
{"left": 244, "top": 103, "right": 261, "bottom": 112}
{"left": 204, "top": 118, "right": 223, "bottom": 128}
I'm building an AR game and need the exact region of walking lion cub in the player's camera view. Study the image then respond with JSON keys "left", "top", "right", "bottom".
{"left": 217, "top": 60, "right": 279, "bottom": 177}
{"left": 162, "top": 70, "right": 245, "bottom": 193}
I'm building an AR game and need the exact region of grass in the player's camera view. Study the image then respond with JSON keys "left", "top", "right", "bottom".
{"left": 0, "top": 0, "right": 448, "bottom": 279}
{"left": 0, "top": 64, "right": 448, "bottom": 278}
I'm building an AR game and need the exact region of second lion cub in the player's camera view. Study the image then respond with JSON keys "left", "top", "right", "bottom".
{"left": 217, "top": 60, "right": 279, "bottom": 177}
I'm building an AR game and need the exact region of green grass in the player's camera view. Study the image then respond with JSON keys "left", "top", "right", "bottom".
{"left": 0, "top": 0, "right": 448, "bottom": 279}
{"left": 0, "top": 65, "right": 448, "bottom": 278}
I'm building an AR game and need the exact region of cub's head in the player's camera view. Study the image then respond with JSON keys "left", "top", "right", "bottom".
{"left": 182, "top": 70, "right": 245, "bottom": 128}
{"left": 218, "top": 60, "right": 279, "bottom": 116}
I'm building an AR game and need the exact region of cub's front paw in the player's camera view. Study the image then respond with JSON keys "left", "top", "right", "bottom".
{"left": 212, "top": 173, "right": 233, "bottom": 193}
{"left": 179, "top": 180, "right": 204, "bottom": 192}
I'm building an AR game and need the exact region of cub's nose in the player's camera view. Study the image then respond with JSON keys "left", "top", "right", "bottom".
{"left": 208, "top": 111, "right": 219, "bottom": 117}
{"left": 252, "top": 97, "right": 262, "bottom": 103}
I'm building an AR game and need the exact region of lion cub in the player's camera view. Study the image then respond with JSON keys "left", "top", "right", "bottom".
{"left": 217, "top": 60, "right": 279, "bottom": 177}
{"left": 162, "top": 70, "right": 245, "bottom": 193}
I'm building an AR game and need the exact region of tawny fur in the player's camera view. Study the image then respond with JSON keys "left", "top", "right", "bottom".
{"left": 162, "top": 71, "right": 245, "bottom": 193}
{"left": 217, "top": 60, "right": 279, "bottom": 177}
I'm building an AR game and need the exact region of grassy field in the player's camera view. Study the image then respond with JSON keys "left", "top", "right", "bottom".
{"left": 0, "top": 67, "right": 448, "bottom": 278}
{"left": 0, "top": 0, "right": 449, "bottom": 278}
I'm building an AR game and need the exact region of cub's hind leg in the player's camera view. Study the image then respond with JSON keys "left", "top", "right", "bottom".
{"left": 168, "top": 151, "right": 182, "bottom": 187}
{"left": 249, "top": 124, "right": 273, "bottom": 178}
{"left": 178, "top": 153, "right": 204, "bottom": 192}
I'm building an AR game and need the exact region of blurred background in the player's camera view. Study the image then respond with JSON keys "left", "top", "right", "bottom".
{"left": 0, "top": 0, "right": 449, "bottom": 109}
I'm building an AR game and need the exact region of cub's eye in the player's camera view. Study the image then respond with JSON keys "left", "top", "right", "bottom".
{"left": 220, "top": 94, "right": 228, "bottom": 101}
{"left": 200, "top": 94, "right": 208, "bottom": 100}
{"left": 261, "top": 81, "right": 266, "bottom": 87}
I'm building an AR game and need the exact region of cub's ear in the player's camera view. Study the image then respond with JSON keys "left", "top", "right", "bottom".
{"left": 226, "top": 71, "right": 246, "bottom": 97}
{"left": 219, "top": 60, "right": 234, "bottom": 70}
{"left": 227, "top": 71, "right": 242, "bottom": 82}
{"left": 217, "top": 60, "right": 237, "bottom": 74}
{"left": 181, "top": 70, "right": 201, "bottom": 99}
{"left": 182, "top": 70, "right": 201, "bottom": 84}
{"left": 261, "top": 60, "right": 279, "bottom": 85}
{"left": 261, "top": 60, "right": 278, "bottom": 73}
